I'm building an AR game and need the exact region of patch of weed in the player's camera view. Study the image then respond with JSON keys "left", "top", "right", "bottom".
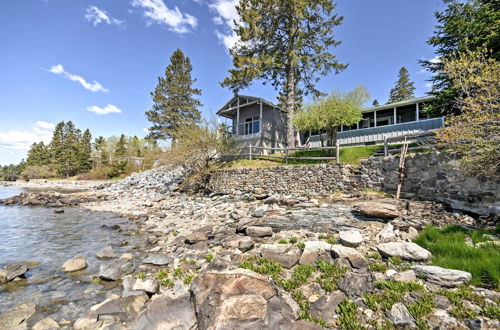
{"left": 160, "top": 278, "right": 174, "bottom": 288}
{"left": 137, "top": 272, "right": 146, "bottom": 280}
{"left": 278, "top": 239, "right": 288, "bottom": 244}
{"left": 483, "top": 304, "right": 500, "bottom": 320}
{"left": 388, "top": 257, "right": 402, "bottom": 266}
{"left": 368, "top": 261, "right": 388, "bottom": 273}
{"left": 155, "top": 269, "right": 169, "bottom": 280}
{"left": 368, "top": 252, "right": 382, "bottom": 260}
{"left": 297, "top": 242, "right": 305, "bottom": 250}
{"left": 337, "top": 299, "right": 362, "bottom": 329}
{"left": 277, "top": 264, "right": 315, "bottom": 291}
{"left": 183, "top": 274, "right": 195, "bottom": 284}
{"left": 239, "top": 257, "right": 282, "bottom": 278}
{"left": 172, "top": 268, "right": 183, "bottom": 278}
{"left": 205, "top": 253, "right": 214, "bottom": 263}
{"left": 289, "top": 237, "right": 298, "bottom": 244}
{"left": 374, "top": 280, "right": 424, "bottom": 293}
{"left": 407, "top": 294, "right": 435, "bottom": 319}
{"left": 316, "top": 261, "right": 348, "bottom": 292}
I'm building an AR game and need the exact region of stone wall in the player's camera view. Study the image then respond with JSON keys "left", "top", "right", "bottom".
{"left": 208, "top": 152, "right": 499, "bottom": 215}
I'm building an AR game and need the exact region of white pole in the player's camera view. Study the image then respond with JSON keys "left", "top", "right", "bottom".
{"left": 374, "top": 111, "right": 377, "bottom": 127}
{"left": 393, "top": 107, "right": 397, "bottom": 124}
{"left": 236, "top": 97, "right": 240, "bottom": 135}
{"left": 336, "top": 142, "right": 340, "bottom": 163}
{"left": 416, "top": 102, "right": 420, "bottom": 122}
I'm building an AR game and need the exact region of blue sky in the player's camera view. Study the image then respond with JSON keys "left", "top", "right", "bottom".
{"left": 0, "top": 0, "right": 443, "bottom": 165}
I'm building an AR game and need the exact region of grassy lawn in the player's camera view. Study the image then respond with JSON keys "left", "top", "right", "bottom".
{"left": 414, "top": 225, "right": 500, "bottom": 289}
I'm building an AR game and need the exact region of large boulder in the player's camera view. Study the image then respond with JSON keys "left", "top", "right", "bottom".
{"left": 133, "top": 294, "right": 197, "bottom": 330}
{"left": 338, "top": 230, "right": 364, "bottom": 247}
{"left": 377, "top": 242, "right": 431, "bottom": 261}
{"left": 411, "top": 265, "right": 472, "bottom": 287}
{"left": 356, "top": 201, "right": 401, "bottom": 218}
{"left": 0, "top": 302, "right": 36, "bottom": 329}
{"left": 299, "top": 241, "right": 333, "bottom": 265}
{"left": 62, "top": 256, "right": 87, "bottom": 272}
{"left": 260, "top": 244, "right": 302, "bottom": 269}
{"left": 309, "top": 291, "right": 346, "bottom": 327}
{"left": 99, "top": 260, "right": 135, "bottom": 281}
{"left": 0, "top": 263, "right": 29, "bottom": 282}
{"left": 190, "top": 269, "right": 295, "bottom": 329}
{"left": 132, "top": 278, "right": 160, "bottom": 294}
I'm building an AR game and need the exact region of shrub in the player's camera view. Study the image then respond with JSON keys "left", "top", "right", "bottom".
{"left": 76, "top": 166, "right": 112, "bottom": 180}
{"left": 337, "top": 299, "right": 362, "bottom": 329}
{"left": 21, "top": 165, "right": 57, "bottom": 180}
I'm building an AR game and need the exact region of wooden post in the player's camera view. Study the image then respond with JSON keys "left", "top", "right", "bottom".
{"left": 336, "top": 142, "right": 340, "bottom": 163}
{"left": 396, "top": 138, "right": 409, "bottom": 200}
{"left": 249, "top": 143, "right": 252, "bottom": 160}
{"left": 384, "top": 135, "right": 388, "bottom": 157}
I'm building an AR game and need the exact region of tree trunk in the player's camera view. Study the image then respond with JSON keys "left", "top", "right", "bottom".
{"left": 285, "top": 67, "right": 297, "bottom": 148}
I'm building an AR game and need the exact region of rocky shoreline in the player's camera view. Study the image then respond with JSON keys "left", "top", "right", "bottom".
{"left": 0, "top": 166, "right": 499, "bottom": 329}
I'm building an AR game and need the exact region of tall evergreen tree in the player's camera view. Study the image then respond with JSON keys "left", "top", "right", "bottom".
{"left": 26, "top": 142, "right": 50, "bottom": 166}
{"left": 421, "top": 0, "right": 499, "bottom": 116}
{"left": 388, "top": 67, "right": 416, "bottom": 103}
{"left": 79, "top": 129, "right": 92, "bottom": 172}
{"left": 114, "top": 134, "right": 127, "bottom": 158}
{"left": 221, "top": 0, "right": 347, "bottom": 147}
{"left": 146, "top": 49, "right": 202, "bottom": 143}
{"left": 372, "top": 100, "right": 380, "bottom": 107}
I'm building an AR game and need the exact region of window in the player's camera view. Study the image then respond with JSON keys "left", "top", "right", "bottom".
{"left": 244, "top": 116, "right": 260, "bottom": 135}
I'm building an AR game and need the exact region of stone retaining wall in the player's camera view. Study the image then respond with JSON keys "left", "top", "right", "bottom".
{"left": 208, "top": 152, "right": 499, "bottom": 215}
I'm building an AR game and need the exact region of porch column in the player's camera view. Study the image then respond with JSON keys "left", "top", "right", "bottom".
{"left": 393, "top": 107, "right": 397, "bottom": 124}
{"left": 374, "top": 111, "right": 377, "bottom": 127}
{"left": 416, "top": 102, "right": 420, "bottom": 121}
{"left": 340, "top": 125, "right": 344, "bottom": 132}
{"left": 356, "top": 122, "right": 359, "bottom": 129}
{"left": 236, "top": 97, "right": 240, "bottom": 135}
{"left": 259, "top": 101, "right": 263, "bottom": 131}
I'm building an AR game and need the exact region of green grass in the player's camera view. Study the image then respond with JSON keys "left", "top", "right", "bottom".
{"left": 368, "top": 261, "right": 388, "bottom": 272}
{"left": 205, "top": 253, "right": 214, "bottom": 263}
{"left": 374, "top": 280, "right": 424, "bottom": 293}
{"left": 339, "top": 145, "right": 381, "bottom": 165}
{"left": 414, "top": 225, "right": 500, "bottom": 289}
{"left": 276, "top": 264, "right": 316, "bottom": 291}
{"left": 278, "top": 239, "right": 288, "bottom": 244}
{"left": 239, "top": 257, "right": 283, "bottom": 278}
{"left": 337, "top": 299, "right": 362, "bottom": 330}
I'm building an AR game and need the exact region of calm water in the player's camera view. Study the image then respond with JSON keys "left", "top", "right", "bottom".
{"left": 0, "top": 186, "right": 146, "bottom": 321}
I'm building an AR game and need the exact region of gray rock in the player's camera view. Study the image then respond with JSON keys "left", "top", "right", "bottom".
{"left": 309, "top": 291, "right": 346, "bottom": 327}
{"left": 142, "top": 254, "right": 172, "bottom": 266}
{"left": 356, "top": 201, "right": 401, "bottom": 218}
{"left": 133, "top": 294, "right": 197, "bottom": 330}
{"left": 0, "top": 302, "right": 36, "bottom": 329}
{"left": 337, "top": 272, "right": 372, "bottom": 297}
{"left": 246, "top": 226, "right": 273, "bottom": 237}
{"left": 132, "top": 278, "right": 160, "bottom": 294}
{"left": 339, "top": 230, "right": 364, "bottom": 247}
{"left": 387, "top": 303, "right": 415, "bottom": 327}
{"left": 184, "top": 232, "right": 207, "bottom": 244}
{"left": 100, "top": 260, "right": 135, "bottom": 281}
{"left": 191, "top": 269, "right": 295, "bottom": 329}
{"left": 62, "top": 256, "right": 87, "bottom": 272}
{"left": 92, "top": 294, "right": 148, "bottom": 322}
{"left": 376, "top": 223, "right": 397, "bottom": 243}
{"left": 391, "top": 270, "right": 417, "bottom": 282}
{"left": 238, "top": 237, "right": 255, "bottom": 252}
{"left": 73, "top": 311, "right": 102, "bottom": 330}
{"left": 331, "top": 245, "right": 368, "bottom": 269}
{"left": 411, "top": 265, "right": 472, "bottom": 287}
{"left": 0, "top": 263, "right": 29, "bottom": 282}
{"left": 122, "top": 276, "right": 144, "bottom": 297}
{"left": 96, "top": 246, "right": 117, "bottom": 259}
{"left": 299, "top": 241, "right": 333, "bottom": 265}
{"left": 251, "top": 205, "right": 268, "bottom": 218}
{"left": 377, "top": 242, "right": 432, "bottom": 261}
{"left": 263, "top": 195, "right": 280, "bottom": 204}
{"left": 260, "top": 244, "right": 302, "bottom": 269}
{"left": 289, "top": 320, "right": 323, "bottom": 330}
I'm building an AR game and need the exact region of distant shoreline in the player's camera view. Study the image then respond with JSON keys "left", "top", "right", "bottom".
{"left": 0, "top": 179, "right": 112, "bottom": 190}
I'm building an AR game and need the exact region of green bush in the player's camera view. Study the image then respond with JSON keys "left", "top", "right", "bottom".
{"left": 21, "top": 165, "right": 57, "bottom": 180}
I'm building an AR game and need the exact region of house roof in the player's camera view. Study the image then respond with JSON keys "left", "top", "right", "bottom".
{"left": 216, "top": 94, "right": 284, "bottom": 118}
{"left": 363, "top": 95, "right": 435, "bottom": 113}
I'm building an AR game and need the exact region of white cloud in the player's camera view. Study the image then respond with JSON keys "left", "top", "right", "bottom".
{"left": 85, "top": 6, "right": 123, "bottom": 27}
{"left": 209, "top": 0, "right": 239, "bottom": 49}
{"left": 48, "top": 64, "right": 109, "bottom": 93}
{"left": 87, "top": 104, "right": 122, "bottom": 115}
{"left": 418, "top": 56, "right": 442, "bottom": 74}
{"left": 143, "top": 127, "right": 149, "bottom": 133}
{"left": 131, "top": 0, "right": 197, "bottom": 34}
{"left": 0, "top": 121, "right": 54, "bottom": 151}
{"left": 424, "top": 82, "right": 433, "bottom": 89}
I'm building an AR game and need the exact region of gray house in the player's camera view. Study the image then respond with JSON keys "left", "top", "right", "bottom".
{"left": 216, "top": 95, "right": 287, "bottom": 154}
{"left": 217, "top": 95, "right": 444, "bottom": 151}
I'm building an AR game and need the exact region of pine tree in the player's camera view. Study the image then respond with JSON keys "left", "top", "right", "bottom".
{"left": 372, "top": 100, "right": 379, "bottom": 107}
{"left": 26, "top": 142, "right": 50, "bottom": 166}
{"left": 146, "top": 49, "right": 202, "bottom": 143}
{"left": 420, "top": 0, "right": 499, "bottom": 116}
{"left": 50, "top": 121, "right": 66, "bottom": 176}
{"left": 114, "top": 134, "right": 127, "bottom": 158}
{"left": 388, "top": 67, "right": 416, "bottom": 103}
{"left": 93, "top": 136, "right": 109, "bottom": 167}
{"left": 79, "top": 129, "right": 92, "bottom": 172}
{"left": 131, "top": 136, "right": 141, "bottom": 157}
{"left": 221, "top": 0, "right": 346, "bottom": 147}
